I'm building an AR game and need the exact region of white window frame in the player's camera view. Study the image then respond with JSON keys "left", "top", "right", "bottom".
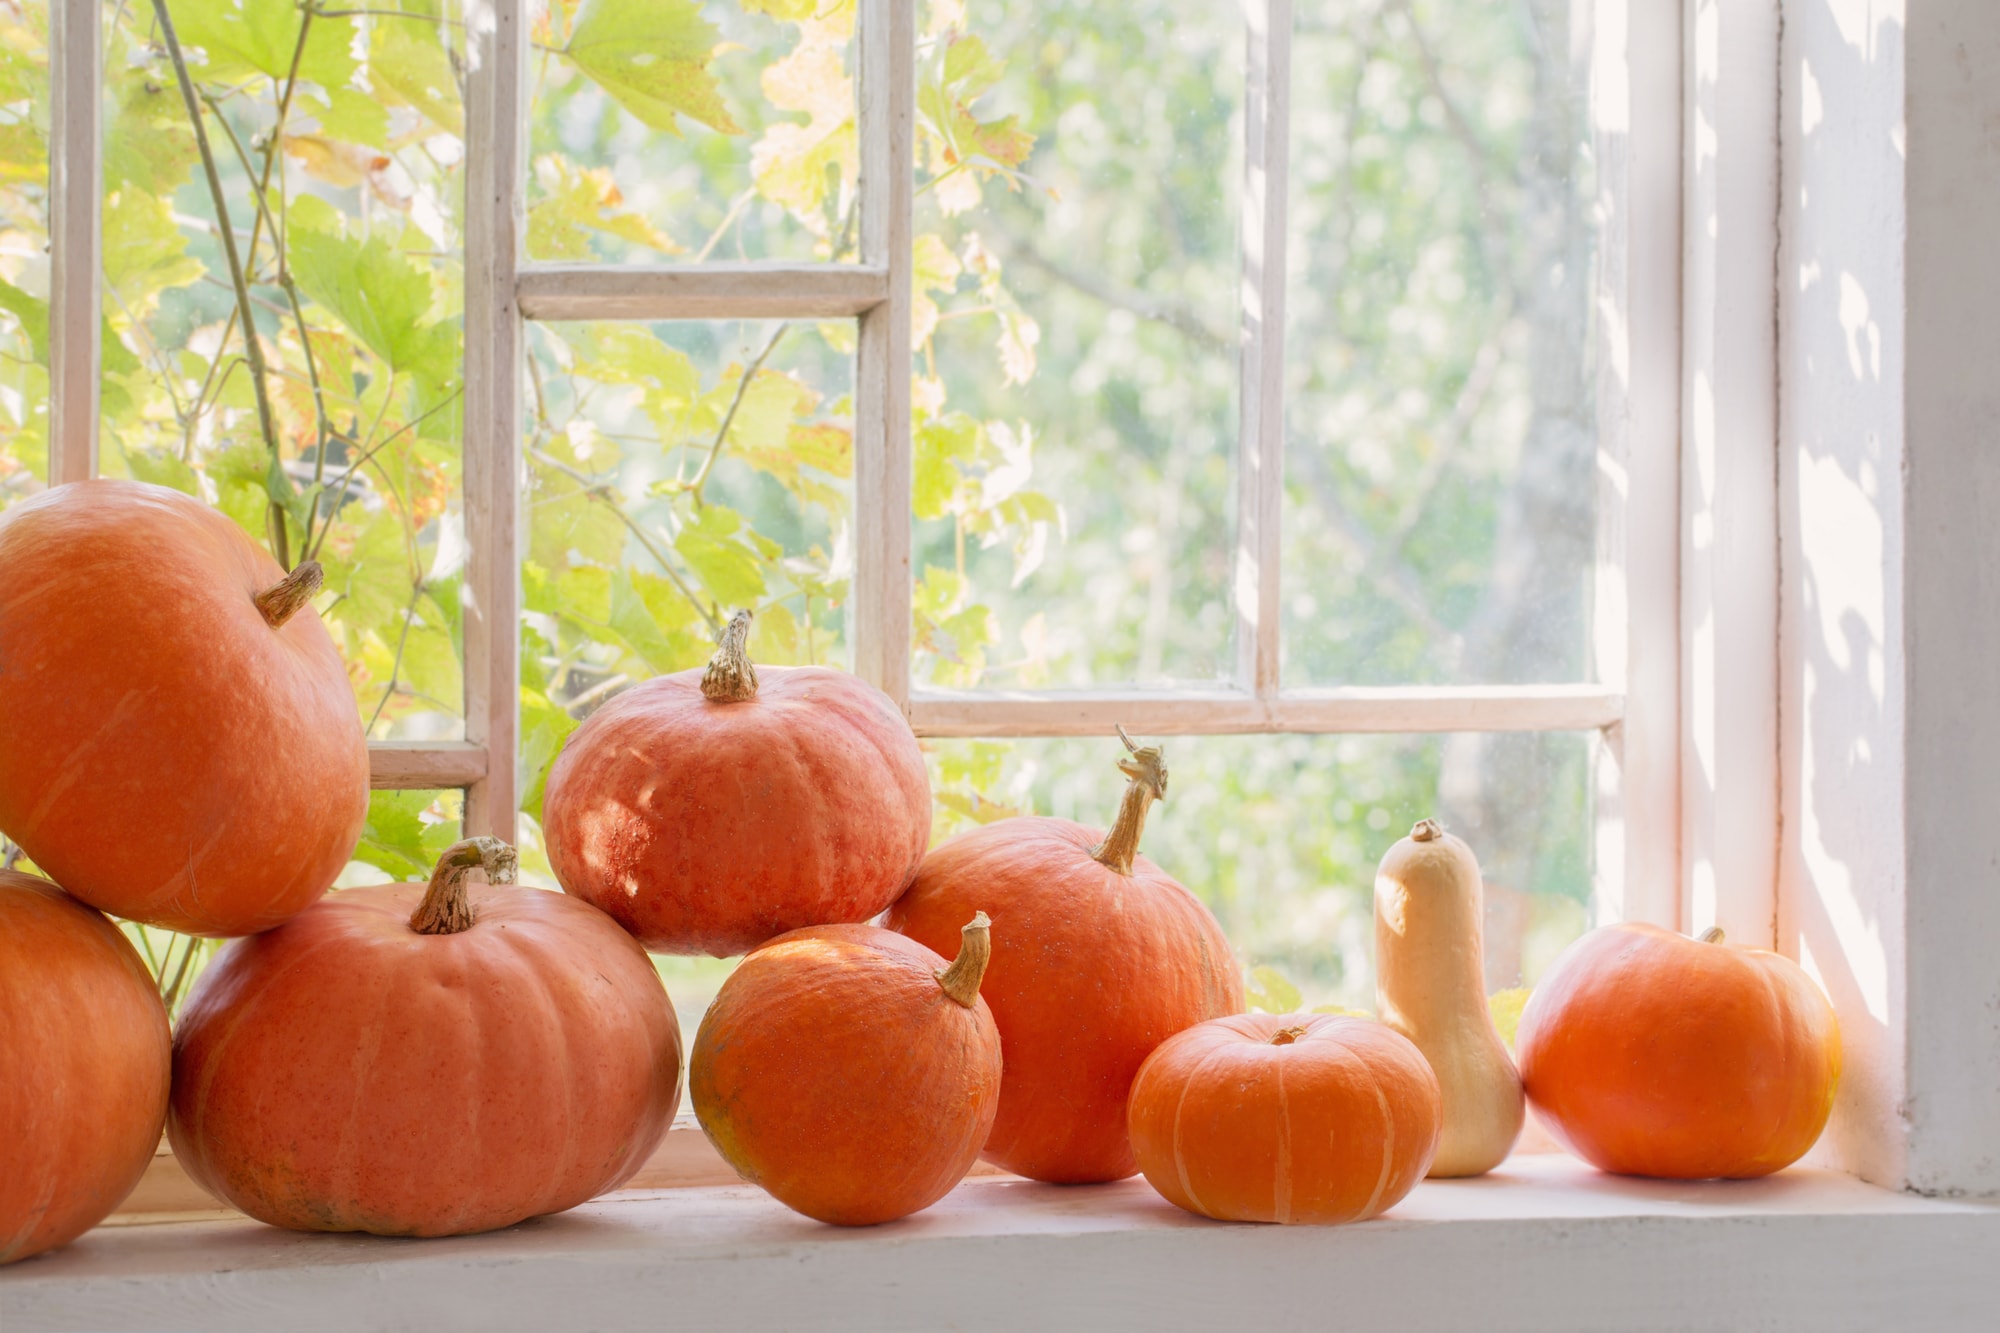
{"left": 42, "top": 0, "right": 1687, "bottom": 927}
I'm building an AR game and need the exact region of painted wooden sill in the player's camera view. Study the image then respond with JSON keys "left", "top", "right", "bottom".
{"left": 9, "top": 1156, "right": 1999, "bottom": 1333}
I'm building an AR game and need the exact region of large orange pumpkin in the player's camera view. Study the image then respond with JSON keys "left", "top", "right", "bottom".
{"left": 691, "top": 914, "right": 1002, "bottom": 1225}
{"left": 0, "top": 480, "right": 367, "bottom": 935}
{"left": 169, "top": 839, "right": 682, "bottom": 1236}
{"left": 1128, "top": 1013, "right": 1441, "bottom": 1224}
{"left": 1516, "top": 923, "right": 1841, "bottom": 1178}
{"left": 1, "top": 869, "right": 171, "bottom": 1264}
{"left": 886, "top": 730, "right": 1243, "bottom": 1183}
{"left": 543, "top": 610, "right": 931, "bottom": 956}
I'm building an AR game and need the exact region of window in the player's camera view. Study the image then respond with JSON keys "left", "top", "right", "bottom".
{"left": 6, "top": 0, "right": 1678, "bottom": 1039}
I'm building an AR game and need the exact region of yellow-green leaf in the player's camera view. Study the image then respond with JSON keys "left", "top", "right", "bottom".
{"left": 564, "top": 0, "right": 740, "bottom": 138}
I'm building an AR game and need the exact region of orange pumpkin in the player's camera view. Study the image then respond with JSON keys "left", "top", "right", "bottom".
{"left": 1516, "top": 924, "right": 1841, "bottom": 1178}
{"left": 1128, "top": 1013, "right": 1442, "bottom": 1224}
{"left": 0, "top": 480, "right": 367, "bottom": 936}
{"left": 169, "top": 839, "right": 681, "bottom": 1236}
{"left": 886, "top": 730, "right": 1243, "bottom": 1183}
{"left": 1, "top": 870, "right": 171, "bottom": 1264}
{"left": 543, "top": 610, "right": 931, "bottom": 956}
{"left": 691, "top": 914, "right": 1002, "bottom": 1226}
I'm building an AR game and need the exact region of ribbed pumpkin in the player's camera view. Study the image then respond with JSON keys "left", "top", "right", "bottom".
{"left": 886, "top": 730, "right": 1243, "bottom": 1183}
{"left": 1128, "top": 1013, "right": 1441, "bottom": 1224}
{"left": 692, "top": 914, "right": 1002, "bottom": 1225}
{"left": 543, "top": 610, "right": 931, "bottom": 956}
{"left": 0, "top": 480, "right": 367, "bottom": 936}
{"left": 1516, "top": 923, "right": 1841, "bottom": 1179}
{"left": 169, "top": 840, "right": 681, "bottom": 1236}
{"left": 1, "top": 870, "right": 171, "bottom": 1264}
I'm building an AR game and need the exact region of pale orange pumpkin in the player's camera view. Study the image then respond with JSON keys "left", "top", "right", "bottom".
{"left": 0, "top": 480, "right": 367, "bottom": 935}
{"left": 543, "top": 610, "right": 931, "bottom": 956}
{"left": 1516, "top": 923, "right": 1841, "bottom": 1178}
{"left": 1, "top": 870, "right": 171, "bottom": 1264}
{"left": 692, "top": 915, "right": 1003, "bottom": 1226}
{"left": 887, "top": 730, "right": 1243, "bottom": 1183}
{"left": 1127, "top": 1013, "right": 1442, "bottom": 1224}
{"left": 169, "top": 840, "right": 681, "bottom": 1236}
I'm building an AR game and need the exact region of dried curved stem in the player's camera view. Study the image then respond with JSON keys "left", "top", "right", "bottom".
{"left": 935, "top": 912, "right": 993, "bottom": 1008}
{"left": 1089, "top": 726, "right": 1169, "bottom": 876}
{"left": 409, "top": 838, "right": 518, "bottom": 936}
{"left": 701, "top": 610, "right": 759, "bottom": 702}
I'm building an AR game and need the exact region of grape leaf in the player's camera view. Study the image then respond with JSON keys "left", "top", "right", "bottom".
{"left": 165, "top": 0, "right": 357, "bottom": 91}
{"left": 674, "top": 505, "right": 768, "bottom": 608}
{"left": 563, "top": 0, "right": 740, "bottom": 138}
{"left": 102, "top": 189, "right": 204, "bottom": 313}
{"left": 289, "top": 225, "right": 456, "bottom": 387}
{"left": 1488, "top": 987, "right": 1532, "bottom": 1049}
{"left": 1245, "top": 965, "right": 1303, "bottom": 1015}
{"left": 528, "top": 157, "right": 681, "bottom": 261}
{"left": 366, "top": 18, "right": 463, "bottom": 138}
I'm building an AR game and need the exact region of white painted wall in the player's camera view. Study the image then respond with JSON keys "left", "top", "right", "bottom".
{"left": 1780, "top": 0, "right": 2000, "bottom": 1194}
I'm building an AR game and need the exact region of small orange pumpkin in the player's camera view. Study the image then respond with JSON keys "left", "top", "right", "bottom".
{"left": 0, "top": 480, "right": 368, "bottom": 936}
{"left": 1516, "top": 924, "right": 1841, "bottom": 1178}
{"left": 1, "top": 870, "right": 171, "bottom": 1264}
{"left": 691, "top": 915, "right": 1002, "bottom": 1226}
{"left": 543, "top": 610, "right": 931, "bottom": 956}
{"left": 887, "top": 729, "right": 1243, "bottom": 1184}
{"left": 1128, "top": 1013, "right": 1442, "bottom": 1224}
{"left": 169, "top": 840, "right": 681, "bottom": 1236}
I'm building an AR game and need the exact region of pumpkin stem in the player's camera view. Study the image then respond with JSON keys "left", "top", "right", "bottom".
{"left": 1410, "top": 818, "right": 1443, "bottom": 843}
{"left": 1270, "top": 1024, "right": 1310, "bottom": 1046}
{"left": 935, "top": 911, "right": 993, "bottom": 1008}
{"left": 701, "top": 609, "right": 759, "bottom": 703}
{"left": 1089, "top": 725, "right": 1168, "bottom": 876}
{"left": 1698, "top": 925, "right": 1726, "bottom": 944}
{"left": 409, "top": 837, "right": 518, "bottom": 936}
{"left": 254, "top": 561, "right": 324, "bottom": 629}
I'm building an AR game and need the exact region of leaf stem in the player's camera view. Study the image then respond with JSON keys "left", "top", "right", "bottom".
{"left": 148, "top": 0, "right": 291, "bottom": 566}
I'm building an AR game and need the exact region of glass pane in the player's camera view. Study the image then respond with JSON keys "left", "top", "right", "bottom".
{"left": 929, "top": 730, "right": 1594, "bottom": 1009}
{"left": 911, "top": 2, "right": 1242, "bottom": 689}
{"left": 527, "top": 0, "right": 855, "bottom": 264}
{"left": 99, "top": 1, "right": 467, "bottom": 740}
{"left": 1281, "top": 0, "right": 1598, "bottom": 685}
{"left": 0, "top": 2, "right": 47, "bottom": 508}
{"left": 518, "top": 318, "right": 854, "bottom": 841}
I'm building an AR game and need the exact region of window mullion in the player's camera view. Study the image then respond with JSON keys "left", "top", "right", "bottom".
{"left": 1590, "top": 0, "right": 1683, "bottom": 929}
{"left": 461, "top": 0, "right": 527, "bottom": 841}
{"left": 852, "top": 0, "right": 915, "bottom": 713}
{"left": 1234, "top": 0, "right": 1291, "bottom": 700}
{"left": 48, "top": 0, "right": 102, "bottom": 485}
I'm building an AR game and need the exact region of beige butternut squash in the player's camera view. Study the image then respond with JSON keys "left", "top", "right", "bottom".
{"left": 1373, "top": 818, "right": 1523, "bottom": 1177}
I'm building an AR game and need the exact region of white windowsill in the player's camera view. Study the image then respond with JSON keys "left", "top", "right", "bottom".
{"left": 4, "top": 1156, "right": 1997, "bottom": 1332}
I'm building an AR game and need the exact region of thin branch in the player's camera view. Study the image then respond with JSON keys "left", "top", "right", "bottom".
{"left": 690, "top": 323, "right": 789, "bottom": 506}
{"left": 148, "top": 0, "right": 291, "bottom": 565}
{"left": 368, "top": 583, "right": 426, "bottom": 733}
{"left": 528, "top": 444, "right": 723, "bottom": 635}
{"left": 304, "top": 387, "right": 464, "bottom": 563}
